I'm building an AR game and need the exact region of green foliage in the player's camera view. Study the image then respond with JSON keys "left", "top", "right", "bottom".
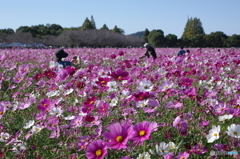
{"left": 100, "top": 24, "right": 109, "bottom": 30}
{"left": 227, "top": 34, "right": 240, "bottom": 47}
{"left": 81, "top": 17, "right": 95, "bottom": 30}
{"left": 143, "top": 28, "right": 150, "bottom": 43}
{"left": 190, "top": 34, "right": 206, "bottom": 47}
{"left": 112, "top": 25, "right": 125, "bottom": 34}
{"left": 148, "top": 29, "right": 165, "bottom": 47}
{"left": 16, "top": 24, "right": 63, "bottom": 37}
{"left": 90, "top": 15, "right": 96, "bottom": 29}
{"left": 181, "top": 17, "right": 205, "bottom": 40}
{"left": 205, "top": 31, "right": 228, "bottom": 47}
{"left": 165, "top": 34, "right": 178, "bottom": 47}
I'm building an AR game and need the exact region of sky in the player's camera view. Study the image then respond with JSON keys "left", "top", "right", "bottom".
{"left": 1, "top": 0, "right": 240, "bottom": 38}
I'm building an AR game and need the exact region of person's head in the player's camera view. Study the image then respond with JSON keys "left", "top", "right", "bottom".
{"left": 181, "top": 46, "right": 184, "bottom": 50}
{"left": 55, "top": 49, "right": 69, "bottom": 62}
{"left": 73, "top": 56, "right": 78, "bottom": 60}
{"left": 144, "top": 43, "right": 150, "bottom": 48}
{"left": 186, "top": 50, "right": 190, "bottom": 53}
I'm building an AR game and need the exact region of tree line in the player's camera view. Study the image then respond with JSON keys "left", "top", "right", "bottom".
{"left": 0, "top": 16, "right": 239, "bottom": 47}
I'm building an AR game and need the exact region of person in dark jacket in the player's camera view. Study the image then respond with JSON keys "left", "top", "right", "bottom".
{"left": 55, "top": 49, "right": 71, "bottom": 69}
{"left": 139, "top": 43, "right": 157, "bottom": 60}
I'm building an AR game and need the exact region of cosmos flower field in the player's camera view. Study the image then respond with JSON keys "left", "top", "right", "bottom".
{"left": 0, "top": 47, "right": 240, "bottom": 159}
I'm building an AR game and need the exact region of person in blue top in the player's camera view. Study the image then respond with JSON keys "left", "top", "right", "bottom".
{"left": 55, "top": 49, "right": 71, "bottom": 69}
{"left": 177, "top": 46, "right": 186, "bottom": 56}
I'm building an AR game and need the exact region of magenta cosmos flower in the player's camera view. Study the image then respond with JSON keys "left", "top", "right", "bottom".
{"left": 86, "top": 139, "right": 108, "bottom": 159}
{"left": 131, "top": 121, "right": 158, "bottom": 145}
{"left": 37, "top": 98, "right": 53, "bottom": 112}
{"left": 110, "top": 68, "right": 129, "bottom": 81}
{"left": 103, "top": 122, "right": 134, "bottom": 150}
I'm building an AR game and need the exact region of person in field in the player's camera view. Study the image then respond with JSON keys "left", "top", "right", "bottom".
{"left": 139, "top": 43, "right": 157, "bottom": 60}
{"left": 55, "top": 49, "right": 71, "bottom": 69}
{"left": 177, "top": 46, "right": 186, "bottom": 56}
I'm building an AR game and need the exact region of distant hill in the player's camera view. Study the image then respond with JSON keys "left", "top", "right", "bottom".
{"left": 129, "top": 31, "right": 144, "bottom": 38}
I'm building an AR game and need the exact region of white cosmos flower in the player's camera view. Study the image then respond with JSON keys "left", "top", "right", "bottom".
{"left": 109, "top": 97, "right": 118, "bottom": 107}
{"left": 0, "top": 132, "right": 10, "bottom": 142}
{"left": 46, "top": 90, "right": 60, "bottom": 97}
{"left": 119, "top": 90, "right": 130, "bottom": 99}
{"left": 136, "top": 152, "right": 151, "bottom": 159}
{"left": 31, "top": 125, "right": 42, "bottom": 134}
{"left": 12, "top": 140, "right": 27, "bottom": 154}
{"left": 49, "top": 107, "right": 63, "bottom": 117}
{"left": 23, "top": 120, "right": 35, "bottom": 129}
{"left": 136, "top": 100, "right": 149, "bottom": 108}
{"left": 206, "top": 125, "right": 220, "bottom": 143}
{"left": 107, "top": 81, "right": 118, "bottom": 92}
{"left": 49, "top": 61, "right": 55, "bottom": 68}
{"left": 64, "top": 115, "right": 75, "bottom": 120}
{"left": 218, "top": 114, "right": 233, "bottom": 122}
{"left": 155, "top": 142, "right": 171, "bottom": 156}
{"left": 63, "top": 88, "right": 74, "bottom": 95}
{"left": 168, "top": 142, "right": 176, "bottom": 150}
{"left": 226, "top": 124, "right": 240, "bottom": 138}
{"left": 137, "top": 80, "right": 153, "bottom": 92}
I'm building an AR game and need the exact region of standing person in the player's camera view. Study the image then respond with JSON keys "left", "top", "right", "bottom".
{"left": 139, "top": 43, "right": 157, "bottom": 60}
{"left": 177, "top": 46, "right": 186, "bottom": 56}
{"left": 55, "top": 49, "right": 71, "bottom": 69}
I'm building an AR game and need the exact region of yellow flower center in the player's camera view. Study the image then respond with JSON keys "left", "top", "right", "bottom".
{"left": 116, "top": 136, "right": 123, "bottom": 142}
{"left": 118, "top": 76, "right": 122, "bottom": 79}
{"left": 17, "top": 78, "right": 21, "bottom": 81}
{"left": 0, "top": 111, "right": 3, "bottom": 115}
{"left": 213, "top": 133, "right": 218, "bottom": 136}
{"left": 95, "top": 149, "right": 102, "bottom": 156}
{"left": 233, "top": 132, "right": 238, "bottom": 135}
{"left": 180, "top": 157, "right": 185, "bottom": 159}
{"left": 139, "top": 130, "right": 146, "bottom": 136}
{"left": 90, "top": 101, "right": 94, "bottom": 104}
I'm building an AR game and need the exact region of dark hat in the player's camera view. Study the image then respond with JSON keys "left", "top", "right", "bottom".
{"left": 55, "top": 49, "right": 69, "bottom": 62}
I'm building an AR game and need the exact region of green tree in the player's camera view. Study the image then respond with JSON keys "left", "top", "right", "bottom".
{"left": 165, "top": 34, "right": 178, "bottom": 47}
{"left": 100, "top": 24, "right": 109, "bottom": 30}
{"left": 90, "top": 15, "right": 96, "bottom": 29}
{"left": 205, "top": 31, "right": 228, "bottom": 47}
{"left": 148, "top": 29, "right": 165, "bottom": 47}
{"left": 143, "top": 28, "right": 150, "bottom": 43}
{"left": 227, "top": 34, "right": 240, "bottom": 47}
{"left": 191, "top": 34, "right": 206, "bottom": 47}
{"left": 112, "top": 25, "right": 125, "bottom": 34}
{"left": 181, "top": 17, "right": 205, "bottom": 40}
{"left": 81, "top": 17, "right": 94, "bottom": 30}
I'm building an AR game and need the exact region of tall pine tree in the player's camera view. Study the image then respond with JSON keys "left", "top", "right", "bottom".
{"left": 181, "top": 17, "right": 205, "bottom": 40}
{"left": 143, "top": 28, "right": 150, "bottom": 43}
{"left": 90, "top": 15, "right": 96, "bottom": 29}
{"left": 81, "top": 17, "right": 94, "bottom": 30}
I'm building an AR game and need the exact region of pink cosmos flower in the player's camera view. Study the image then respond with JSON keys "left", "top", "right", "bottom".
{"left": 13, "top": 73, "right": 24, "bottom": 83}
{"left": 70, "top": 115, "right": 83, "bottom": 128}
{"left": 213, "top": 102, "right": 228, "bottom": 115}
{"left": 0, "top": 73, "right": 4, "bottom": 83}
{"left": 164, "top": 152, "right": 174, "bottom": 159}
{"left": 17, "top": 64, "right": 29, "bottom": 75}
{"left": 166, "top": 101, "right": 183, "bottom": 109}
{"left": 0, "top": 103, "right": 6, "bottom": 119}
{"left": 173, "top": 116, "right": 188, "bottom": 128}
{"left": 176, "top": 152, "right": 190, "bottom": 159}
{"left": 86, "top": 140, "right": 108, "bottom": 159}
{"left": 103, "top": 122, "right": 134, "bottom": 150}
{"left": 131, "top": 121, "right": 158, "bottom": 145}
{"left": 95, "top": 77, "right": 111, "bottom": 87}
{"left": 37, "top": 98, "right": 53, "bottom": 112}
{"left": 110, "top": 68, "right": 129, "bottom": 81}
{"left": 189, "top": 144, "right": 207, "bottom": 155}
